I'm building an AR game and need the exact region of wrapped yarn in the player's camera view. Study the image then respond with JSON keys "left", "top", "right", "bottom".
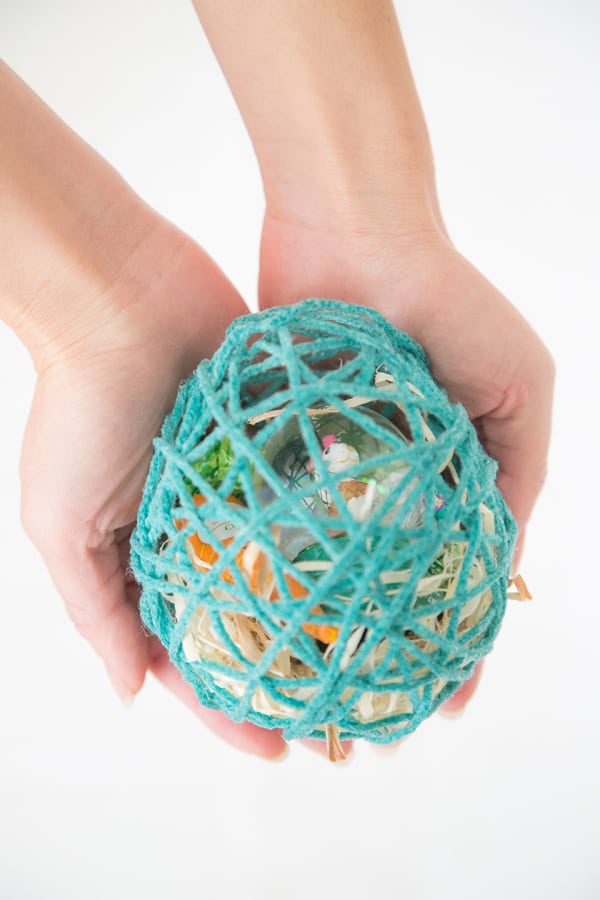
{"left": 130, "top": 299, "right": 518, "bottom": 758}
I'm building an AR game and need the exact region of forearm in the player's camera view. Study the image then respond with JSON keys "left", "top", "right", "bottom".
{"left": 0, "top": 62, "right": 165, "bottom": 367}
{"left": 192, "top": 0, "right": 442, "bottom": 230}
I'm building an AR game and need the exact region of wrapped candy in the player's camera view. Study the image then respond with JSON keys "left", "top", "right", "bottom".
{"left": 131, "top": 299, "right": 523, "bottom": 760}
{"left": 255, "top": 407, "right": 421, "bottom": 524}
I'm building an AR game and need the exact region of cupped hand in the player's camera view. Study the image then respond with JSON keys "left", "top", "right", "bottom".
{"left": 19, "top": 224, "right": 288, "bottom": 760}
{"left": 258, "top": 208, "right": 554, "bottom": 716}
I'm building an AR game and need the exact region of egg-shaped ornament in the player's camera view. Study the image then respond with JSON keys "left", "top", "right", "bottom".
{"left": 131, "top": 299, "right": 523, "bottom": 761}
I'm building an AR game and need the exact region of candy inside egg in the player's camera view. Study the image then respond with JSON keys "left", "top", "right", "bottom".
{"left": 252, "top": 407, "right": 422, "bottom": 547}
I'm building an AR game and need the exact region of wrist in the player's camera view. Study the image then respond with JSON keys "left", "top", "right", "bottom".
{"left": 252, "top": 19, "right": 439, "bottom": 232}
{"left": 6, "top": 193, "right": 175, "bottom": 373}
{"left": 194, "top": 0, "right": 444, "bottom": 236}
{"left": 260, "top": 131, "right": 442, "bottom": 240}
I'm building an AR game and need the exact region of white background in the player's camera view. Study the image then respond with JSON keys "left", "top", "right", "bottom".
{"left": 1, "top": 1, "right": 599, "bottom": 898}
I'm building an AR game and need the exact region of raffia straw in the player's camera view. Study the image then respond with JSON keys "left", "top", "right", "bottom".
{"left": 508, "top": 575, "right": 533, "bottom": 601}
{"left": 326, "top": 724, "right": 346, "bottom": 762}
{"left": 164, "top": 521, "right": 495, "bottom": 738}
{"left": 161, "top": 373, "right": 510, "bottom": 756}
{"left": 247, "top": 394, "right": 398, "bottom": 426}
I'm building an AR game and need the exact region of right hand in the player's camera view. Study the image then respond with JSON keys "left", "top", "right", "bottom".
{"left": 258, "top": 205, "right": 554, "bottom": 716}
{"left": 18, "top": 222, "right": 289, "bottom": 760}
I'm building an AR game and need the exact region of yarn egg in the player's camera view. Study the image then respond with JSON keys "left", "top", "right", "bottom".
{"left": 130, "top": 299, "right": 517, "bottom": 758}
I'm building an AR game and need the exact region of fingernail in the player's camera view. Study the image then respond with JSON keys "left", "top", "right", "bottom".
{"left": 268, "top": 745, "right": 290, "bottom": 763}
{"left": 333, "top": 751, "right": 354, "bottom": 767}
{"left": 119, "top": 688, "right": 136, "bottom": 708}
{"left": 438, "top": 706, "right": 465, "bottom": 719}
{"left": 109, "top": 675, "right": 136, "bottom": 707}
{"left": 372, "top": 740, "right": 404, "bottom": 755}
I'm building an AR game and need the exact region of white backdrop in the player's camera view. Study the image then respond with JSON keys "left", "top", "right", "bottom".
{"left": 1, "top": 1, "right": 598, "bottom": 898}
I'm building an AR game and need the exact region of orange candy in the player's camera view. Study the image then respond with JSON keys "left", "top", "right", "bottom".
{"left": 174, "top": 494, "right": 339, "bottom": 645}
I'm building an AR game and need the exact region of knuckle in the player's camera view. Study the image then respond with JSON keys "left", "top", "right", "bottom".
{"left": 20, "top": 495, "right": 68, "bottom": 552}
{"left": 19, "top": 493, "right": 46, "bottom": 546}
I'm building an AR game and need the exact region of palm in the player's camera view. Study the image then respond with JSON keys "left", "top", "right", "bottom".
{"left": 20, "top": 233, "right": 287, "bottom": 758}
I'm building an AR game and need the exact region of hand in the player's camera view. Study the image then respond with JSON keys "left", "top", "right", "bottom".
{"left": 19, "top": 223, "right": 288, "bottom": 760}
{"left": 0, "top": 62, "right": 289, "bottom": 760}
{"left": 190, "top": 0, "right": 553, "bottom": 721}
{"left": 258, "top": 207, "right": 554, "bottom": 715}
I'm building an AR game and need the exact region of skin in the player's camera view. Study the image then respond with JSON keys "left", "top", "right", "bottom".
{"left": 2, "top": 1, "right": 554, "bottom": 758}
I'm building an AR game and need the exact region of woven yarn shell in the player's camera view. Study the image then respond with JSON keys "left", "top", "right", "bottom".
{"left": 131, "top": 299, "right": 517, "bottom": 744}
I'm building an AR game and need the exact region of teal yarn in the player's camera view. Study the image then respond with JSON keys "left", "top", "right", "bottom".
{"left": 130, "top": 299, "right": 517, "bottom": 746}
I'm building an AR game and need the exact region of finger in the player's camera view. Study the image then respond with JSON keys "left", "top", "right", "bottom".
{"left": 148, "top": 642, "right": 289, "bottom": 760}
{"left": 33, "top": 530, "right": 151, "bottom": 702}
{"left": 475, "top": 350, "right": 555, "bottom": 543}
{"left": 60, "top": 545, "right": 148, "bottom": 703}
{"left": 438, "top": 661, "right": 484, "bottom": 716}
{"left": 510, "top": 524, "right": 527, "bottom": 574}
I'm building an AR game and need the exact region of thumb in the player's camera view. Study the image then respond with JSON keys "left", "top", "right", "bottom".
{"left": 475, "top": 355, "right": 554, "bottom": 561}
